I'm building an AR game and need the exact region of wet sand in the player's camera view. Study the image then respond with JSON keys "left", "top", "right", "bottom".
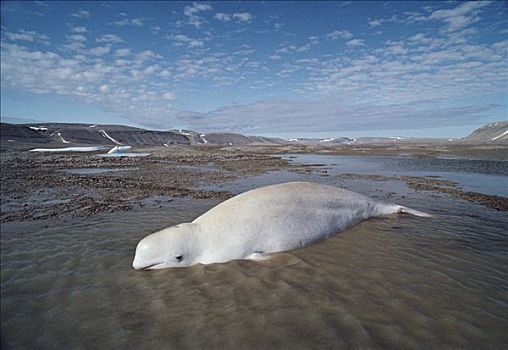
{"left": 1, "top": 143, "right": 508, "bottom": 349}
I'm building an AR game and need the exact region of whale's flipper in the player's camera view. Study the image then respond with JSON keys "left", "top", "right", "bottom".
{"left": 398, "top": 206, "right": 432, "bottom": 217}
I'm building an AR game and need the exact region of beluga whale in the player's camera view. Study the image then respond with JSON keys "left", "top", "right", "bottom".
{"left": 132, "top": 182, "right": 431, "bottom": 270}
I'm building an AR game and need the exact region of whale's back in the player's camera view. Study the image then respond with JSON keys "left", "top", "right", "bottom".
{"left": 193, "top": 182, "right": 386, "bottom": 261}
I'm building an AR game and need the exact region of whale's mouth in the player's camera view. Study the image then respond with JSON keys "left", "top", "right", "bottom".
{"left": 133, "top": 261, "right": 165, "bottom": 270}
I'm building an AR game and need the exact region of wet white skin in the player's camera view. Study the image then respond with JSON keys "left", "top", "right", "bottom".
{"left": 132, "top": 182, "right": 430, "bottom": 270}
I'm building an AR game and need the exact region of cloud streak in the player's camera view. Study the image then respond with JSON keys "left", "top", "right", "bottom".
{"left": 176, "top": 98, "right": 501, "bottom": 134}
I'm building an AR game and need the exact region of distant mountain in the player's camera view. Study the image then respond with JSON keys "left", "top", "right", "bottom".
{"left": 171, "top": 130, "right": 285, "bottom": 146}
{"left": 0, "top": 122, "right": 285, "bottom": 148}
{"left": 286, "top": 137, "right": 354, "bottom": 145}
{"left": 1, "top": 123, "right": 189, "bottom": 147}
{"left": 3, "top": 120, "right": 506, "bottom": 149}
{"left": 1, "top": 123, "right": 49, "bottom": 142}
{"left": 463, "top": 121, "right": 508, "bottom": 143}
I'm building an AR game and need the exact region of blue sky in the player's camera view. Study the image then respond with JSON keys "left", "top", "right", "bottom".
{"left": 1, "top": 1, "right": 507, "bottom": 138}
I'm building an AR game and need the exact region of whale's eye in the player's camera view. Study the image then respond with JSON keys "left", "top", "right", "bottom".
{"left": 176, "top": 255, "right": 183, "bottom": 262}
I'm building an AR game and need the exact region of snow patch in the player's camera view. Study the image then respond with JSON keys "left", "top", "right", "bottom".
{"left": 320, "top": 138, "right": 335, "bottom": 142}
{"left": 199, "top": 133, "right": 208, "bottom": 144}
{"left": 492, "top": 129, "right": 508, "bottom": 141}
{"left": 89, "top": 124, "right": 98, "bottom": 128}
{"left": 101, "top": 145, "right": 149, "bottom": 157}
{"left": 99, "top": 129, "right": 122, "bottom": 145}
{"left": 29, "top": 126, "right": 48, "bottom": 131}
{"left": 107, "top": 145, "right": 132, "bottom": 154}
{"left": 57, "top": 131, "right": 70, "bottom": 143}
{"left": 288, "top": 138, "right": 298, "bottom": 142}
{"left": 178, "top": 129, "right": 192, "bottom": 136}
{"left": 29, "top": 147, "right": 105, "bottom": 152}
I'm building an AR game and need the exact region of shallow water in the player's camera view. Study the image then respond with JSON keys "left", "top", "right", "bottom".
{"left": 1, "top": 156, "right": 508, "bottom": 349}
{"left": 281, "top": 154, "right": 508, "bottom": 197}
{"left": 61, "top": 167, "right": 139, "bottom": 175}
{"left": 98, "top": 152, "right": 150, "bottom": 158}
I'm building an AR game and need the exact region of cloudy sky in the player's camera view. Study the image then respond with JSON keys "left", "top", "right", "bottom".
{"left": 1, "top": 1, "right": 507, "bottom": 137}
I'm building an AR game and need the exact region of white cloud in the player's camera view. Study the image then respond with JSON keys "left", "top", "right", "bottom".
{"left": 96, "top": 34, "right": 124, "bottom": 43}
{"left": 61, "top": 34, "right": 87, "bottom": 51}
{"left": 391, "top": 45, "right": 407, "bottom": 55}
{"left": 71, "top": 10, "right": 90, "bottom": 19}
{"left": 296, "top": 43, "right": 311, "bottom": 53}
{"left": 269, "top": 55, "right": 282, "bottom": 60}
{"left": 171, "top": 34, "right": 203, "bottom": 48}
{"left": 428, "top": 1, "right": 492, "bottom": 32}
{"left": 135, "top": 50, "right": 162, "bottom": 61}
{"left": 233, "top": 12, "right": 253, "bottom": 22}
{"left": 89, "top": 46, "right": 111, "bottom": 56}
{"left": 346, "top": 39, "right": 365, "bottom": 47}
{"left": 0, "top": 41, "right": 175, "bottom": 126}
{"left": 131, "top": 18, "right": 143, "bottom": 26}
{"left": 115, "top": 48, "right": 131, "bottom": 57}
{"left": 184, "top": 2, "right": 213, "bottom": 28}
{"left": 71, "top": 26, "right": 87, "bottom": 33}
{"left": 4, "top": 30, "right": 50, "bottom": 44}
{"left": 275, "top": 40, "right": 317, "bottom": 55}
{"left": 185, "top": 2, "right": 212, "bottom": 14}
{"left": 367, "top": 15, "right": 398, "bottom": 28}
{"left": 327, "top": 30, "right": 353, "bottom": 40}
{"left": 308, "top": 36, "right": 319, "bottom": 45}
{"left": 143, "top": 64, "right": 160, "bottom": 75}
{"left": 214, "top": 13, "right": 232, "bottom": 21}
{"left": 67, "top": 34, "right": 87, "bottom": 42}
{"left": 60, "top": 34, "right": 87, "bottom": 51}
{"left": 113, "top": 17, "right": 144, "bottom": 27}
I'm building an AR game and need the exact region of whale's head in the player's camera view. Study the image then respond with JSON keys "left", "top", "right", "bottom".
{"left": 132, "top": 223, "right": 201, "bottom": 270}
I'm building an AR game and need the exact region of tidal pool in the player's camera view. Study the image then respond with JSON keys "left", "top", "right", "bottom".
{"left": 1, "top": 155, "right": 507, "bottom": 349}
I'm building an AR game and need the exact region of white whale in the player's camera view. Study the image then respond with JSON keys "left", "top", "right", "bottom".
{"left": 132, "top": 182, "right": 431, "bottom": 270}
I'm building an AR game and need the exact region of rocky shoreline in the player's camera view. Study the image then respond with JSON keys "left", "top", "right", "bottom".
{"left": 1, "top": 144, "right": 507, "bottom": 222}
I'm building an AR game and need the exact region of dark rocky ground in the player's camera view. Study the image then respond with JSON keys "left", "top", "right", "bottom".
{"left": 1, "top": 143, "right": 507, "bottom": 222}
{"left": 0, "top": 146, "right": 292, "bottom": 222}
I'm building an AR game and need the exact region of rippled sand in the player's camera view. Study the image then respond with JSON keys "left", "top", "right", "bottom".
{"left": 2, "top": 161, "right": 508, "bottom": 349}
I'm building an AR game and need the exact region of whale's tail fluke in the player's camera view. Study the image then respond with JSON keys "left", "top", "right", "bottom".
{"left": 398, "top": 206, "right": 432, "bottom": 217}
{"left": 375, "top": 203, "right": 432, "bottom": 217}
